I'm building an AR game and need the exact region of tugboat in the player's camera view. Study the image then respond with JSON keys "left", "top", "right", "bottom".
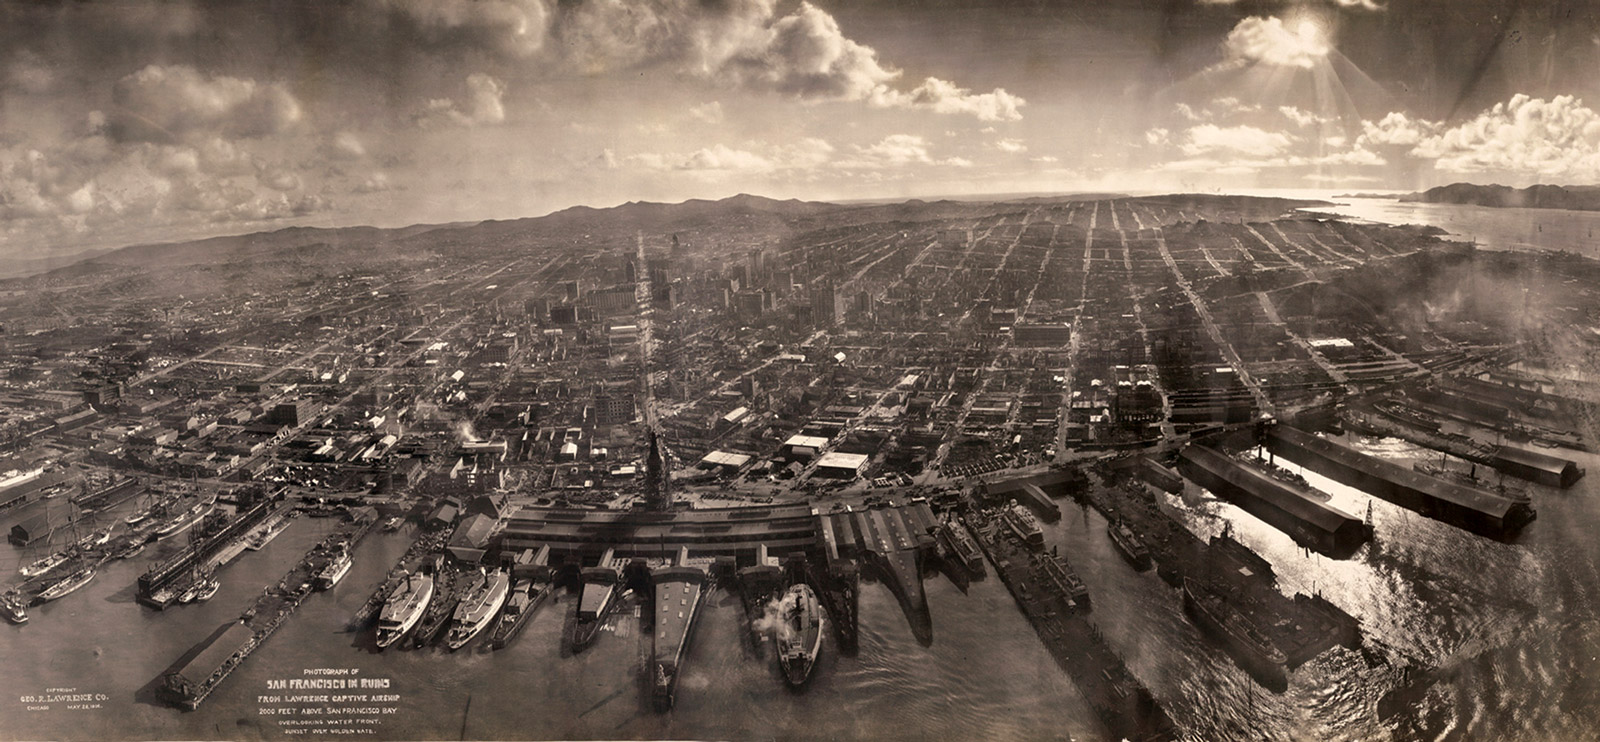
{"left": 651, "top": 548, "right": 707, "bottom": 710}
{"left": 775, "top": 583, "right": 825, "bottom": 687}
{"left": 446, "top": 569, "right": 510, "bottom": 651}
{"left": 375, "top": 571, "right": 435, "bottom": 649}
{"left": 1182, "top": 577, "right": 1287, "bottom": 687}
{"left": 571, "top": 548, "right": 622, "bottom": 653}
{"left": 1108, "top": 521, "right": 1151, "bottom": 571}
{"left": 488, "top": 578, "right": 548, "bottom": 650}
{"left": 2, "top": 594, "right": 28, "bottom": 624}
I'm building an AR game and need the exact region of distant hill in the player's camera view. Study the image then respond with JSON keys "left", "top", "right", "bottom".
{"left": 1401, "top": 183, "right": 1600, "bottom": 211}
{"left": 0, "top": 247, "right": 117, "bottom": 279}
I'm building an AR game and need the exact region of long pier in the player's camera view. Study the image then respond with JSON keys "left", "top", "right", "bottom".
{"left": 157, "top": 507, "right": 377, "bottom": 711}
{"left": 967, "top": 507, "right": 1176, "bottom": 742}
{"left": 137, "top": 494, "right": 284, "bottom": 608}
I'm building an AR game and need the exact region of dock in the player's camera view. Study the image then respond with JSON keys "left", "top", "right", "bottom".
{"left": 136, "top": 494, "right": 285, "bottom": 609}
{"left": 156, "top": 507, "right": 377, "bottom": 711}
{"left": 1267, "top": 424, "right": 1536, "bottom": 538}
{"left": 1178, "top": 445, "right": 1370, "bottom": 558}
{"left": 967, "top": 508, "right": 1176, "bottom": 742}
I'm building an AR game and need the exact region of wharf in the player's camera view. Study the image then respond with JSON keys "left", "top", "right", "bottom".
{"left": 347, "top": 526, "right": 455, "bottom": 630}
{"left": 136, "top": 496, "right": 284, "bottom": 609}
{"left": 966, "top": 509, "right": 1175, "bottom": 742}
{"left": 1081, "top": 471, "right": 1360, "bottom": 671}
{"left": 1268, "top": 424, "right": 1535, "bottom": 538}
{"left": 157, "top": 508, "right": 377, "bottom": 711}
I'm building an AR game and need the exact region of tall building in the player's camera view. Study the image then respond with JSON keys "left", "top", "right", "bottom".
{"left": 811, "top": 283, "right": 842, "bottom": 327}
{"left": 644, "top": 427, "right": 673, "bottom": 511}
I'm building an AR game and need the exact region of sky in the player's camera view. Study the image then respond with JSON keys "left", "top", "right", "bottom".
{"left": 4, "top": 0, "right": 1600, "bottom": 256}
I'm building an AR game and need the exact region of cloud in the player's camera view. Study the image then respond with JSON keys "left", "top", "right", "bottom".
{"left": 1221, "top": 16, "right": 1331, "bottom": 69}
{"left": 419, "top": 73, "right": 507, "bottom": 127}
{"left": 1198, "top": 0, "right": 1381, "bottom": 10}
{"left": 689, "top": 101, "right": 724, "bottom": 124}
{"left": 556, "top": 1, "right": 1020, "bottom": 120}
{"left": 355, "top": 172, "right": 395, "bottom": 193}
{"left": 994, "top": 138, "right": 1027, "bottom": 153}
{"left": 629, "top": 138, "right": 834, "bottom": 173}
{"left": 1408, "top": 94, "right": 1600, "bottom": 178}
{"left": 834, "top": 134, "right": 969, "bottom": 169}
{"left": 107, "top": 65, "right": 302, "bottom": 144}
{"left": 1358, "top": 111, "right": 1438, "bottom": 147}
{"left": 1180, "top": 124, "right": 1294, "bottom": 157}
{"left": 875, "top": 77, "right": 1025, "bottom": 122}
{"left": 378, "top": 0, "right": 549, "bottom": 58}
{"left": 1279, "top": 106, "right": 1321, "bottom": 127}
{"left": 1145, "top": 128, "right": 1171, "bottom": 146}
{"left": 5, "top": 50, "right": 56, "bottom": 94}
{"left": 325, "top": 132, "right": 369, "bottom": 160}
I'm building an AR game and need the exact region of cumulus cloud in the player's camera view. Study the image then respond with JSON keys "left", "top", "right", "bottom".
{"left": 556, "top": 0, "right": 1021, "bottom": 120}
{"left": 1279, "top": 106, "right": 1321, "bottom": 127}
{"left": 1406, "top": 94, "right": 1600, "bottom": 178}
{"left": 378, "top": 0, "right": 549, "bottom": 58}
{"left": 107, "top": 65, "right": 302, "bottom": 143}
{"left": 689, "top": 101, "right": 724, "bottom": 124}
{"left": 1221, "top": 16, "right": 1331, "bottom": 69}
{"left": 1198, "top": 0, "right": 1381, "bottom": 10}
{"left": 835, "top": 134, "right": 970, "bottom": 169}
{"left": 875, "top": 77, "right": 1025, "bottom": 122}
{"left": 419, "top": 73, "right": 507, "bottom": 127}
{"left": 994, "top": 138, "right": 1027, "bottom": 153}
{"left": 355, "top": 172, "right": 395, "bottom": 193}
{"left": 1358, "top": 111, "right": 1438, "bottom": 147}
{"left": 1181, "top": 124, "right": 1294, "bottom": 157}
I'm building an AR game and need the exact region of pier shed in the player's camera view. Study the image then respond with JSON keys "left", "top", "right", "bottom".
{"left": 1489, "top": 445, "right": 1585, "bottom": 488}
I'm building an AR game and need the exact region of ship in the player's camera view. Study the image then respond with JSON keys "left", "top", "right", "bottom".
{"left": 775, "top": 583, "right": 825, "bottom": 688}
{"left": 153, "top": 499, "right": 215, "bottom": 541}
{"left": 194, "top": 578, "right": 220, "bottom": 602}
{"left": 246, "top": 511, "right": 294, "bottom": 550}
{"left": 446, "top": 569, "right": 510, "bottom": 651}
{"left": 314, "top": 549, "right": 352, "bottom": 591}
{"left": 1003, "top": 500, "right": 1046, "bottom": 548}
{"left": 571, "top": 548, "right": 622, "bottom": 653}
{"left": 411, "top": 567, "right": 462, "bottom": 648}
{"left": 20, "top": 550, "right": 72, "bottom": 577}
{"left": 78, "top": 526, "right": 114, "bottom": 549}
{"left": 34, "top": 566, "right": 96, "bottom": 605}
{"left": 382, "top": 516, "right": 404, "bottom": 532}
{"left": 938, "top": 521, "right": 985, "bottom": 577}
{"left": 1038, "top": 552, "right": 1091, "bottom": 611}
{"left": 115, "top": 538, "right": 149, "bottom": 560}
{"left": 2, "top": 595, "right": 27, "bottom": 624}
{"left": 1108, "top": 521, "right": 1151, "bottom": 571}
{"left": 651, "top": 548, "right": 707, "bottom": 710}
{"left": 1412, "top": 462, "right": 1531, "bottom": 503}
{"left": 488, "top": 578, "right": 548, "bottom": 650}
{"left": 1373, "top": 400, "right": 1441, "bottom": 432}
{"left": 1182, "top": 577, "right": 1287, "bottom": 685}
{"left": 375, "top": 571, "right": 435, "bottom": 649}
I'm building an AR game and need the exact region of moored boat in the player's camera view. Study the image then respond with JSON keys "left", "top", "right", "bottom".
{"left": 488, "top": 579, "right": 547, "bottom": 650}
{"left": 651, "top": 550, "right": 707, "bottom": 710}
{"left": 571, "top": 549, "right": 621, "bottom": 653}
{"left": 1182, "top": 577, "right": 1287, "bottom": 687}
{"left": 446, "top": 570, "right": 510, "bottom": 650}
{"left": 1109, "top": 521, "right": 1151, "bottom": 571}
{"left": 20, "top": 550, "right": 72, "bottom": 578}
{"left": 34, "top": 566, "right": 96, "bottom": 604}
{"left": 1003, "top": 500, "right": 1045, "bottom": 548}
{"left": 375, "top": 571, "right": 436, "bottom": 649}
{"left": 314, "top": 549, "right": 352, "bottom": 591}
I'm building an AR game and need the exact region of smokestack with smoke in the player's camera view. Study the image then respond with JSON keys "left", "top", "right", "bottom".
{"left": 752, "top": 588, "right": 800, "bottom": 643}
{"left": 456, "top": 419, "right": 480, "bottom": 444}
